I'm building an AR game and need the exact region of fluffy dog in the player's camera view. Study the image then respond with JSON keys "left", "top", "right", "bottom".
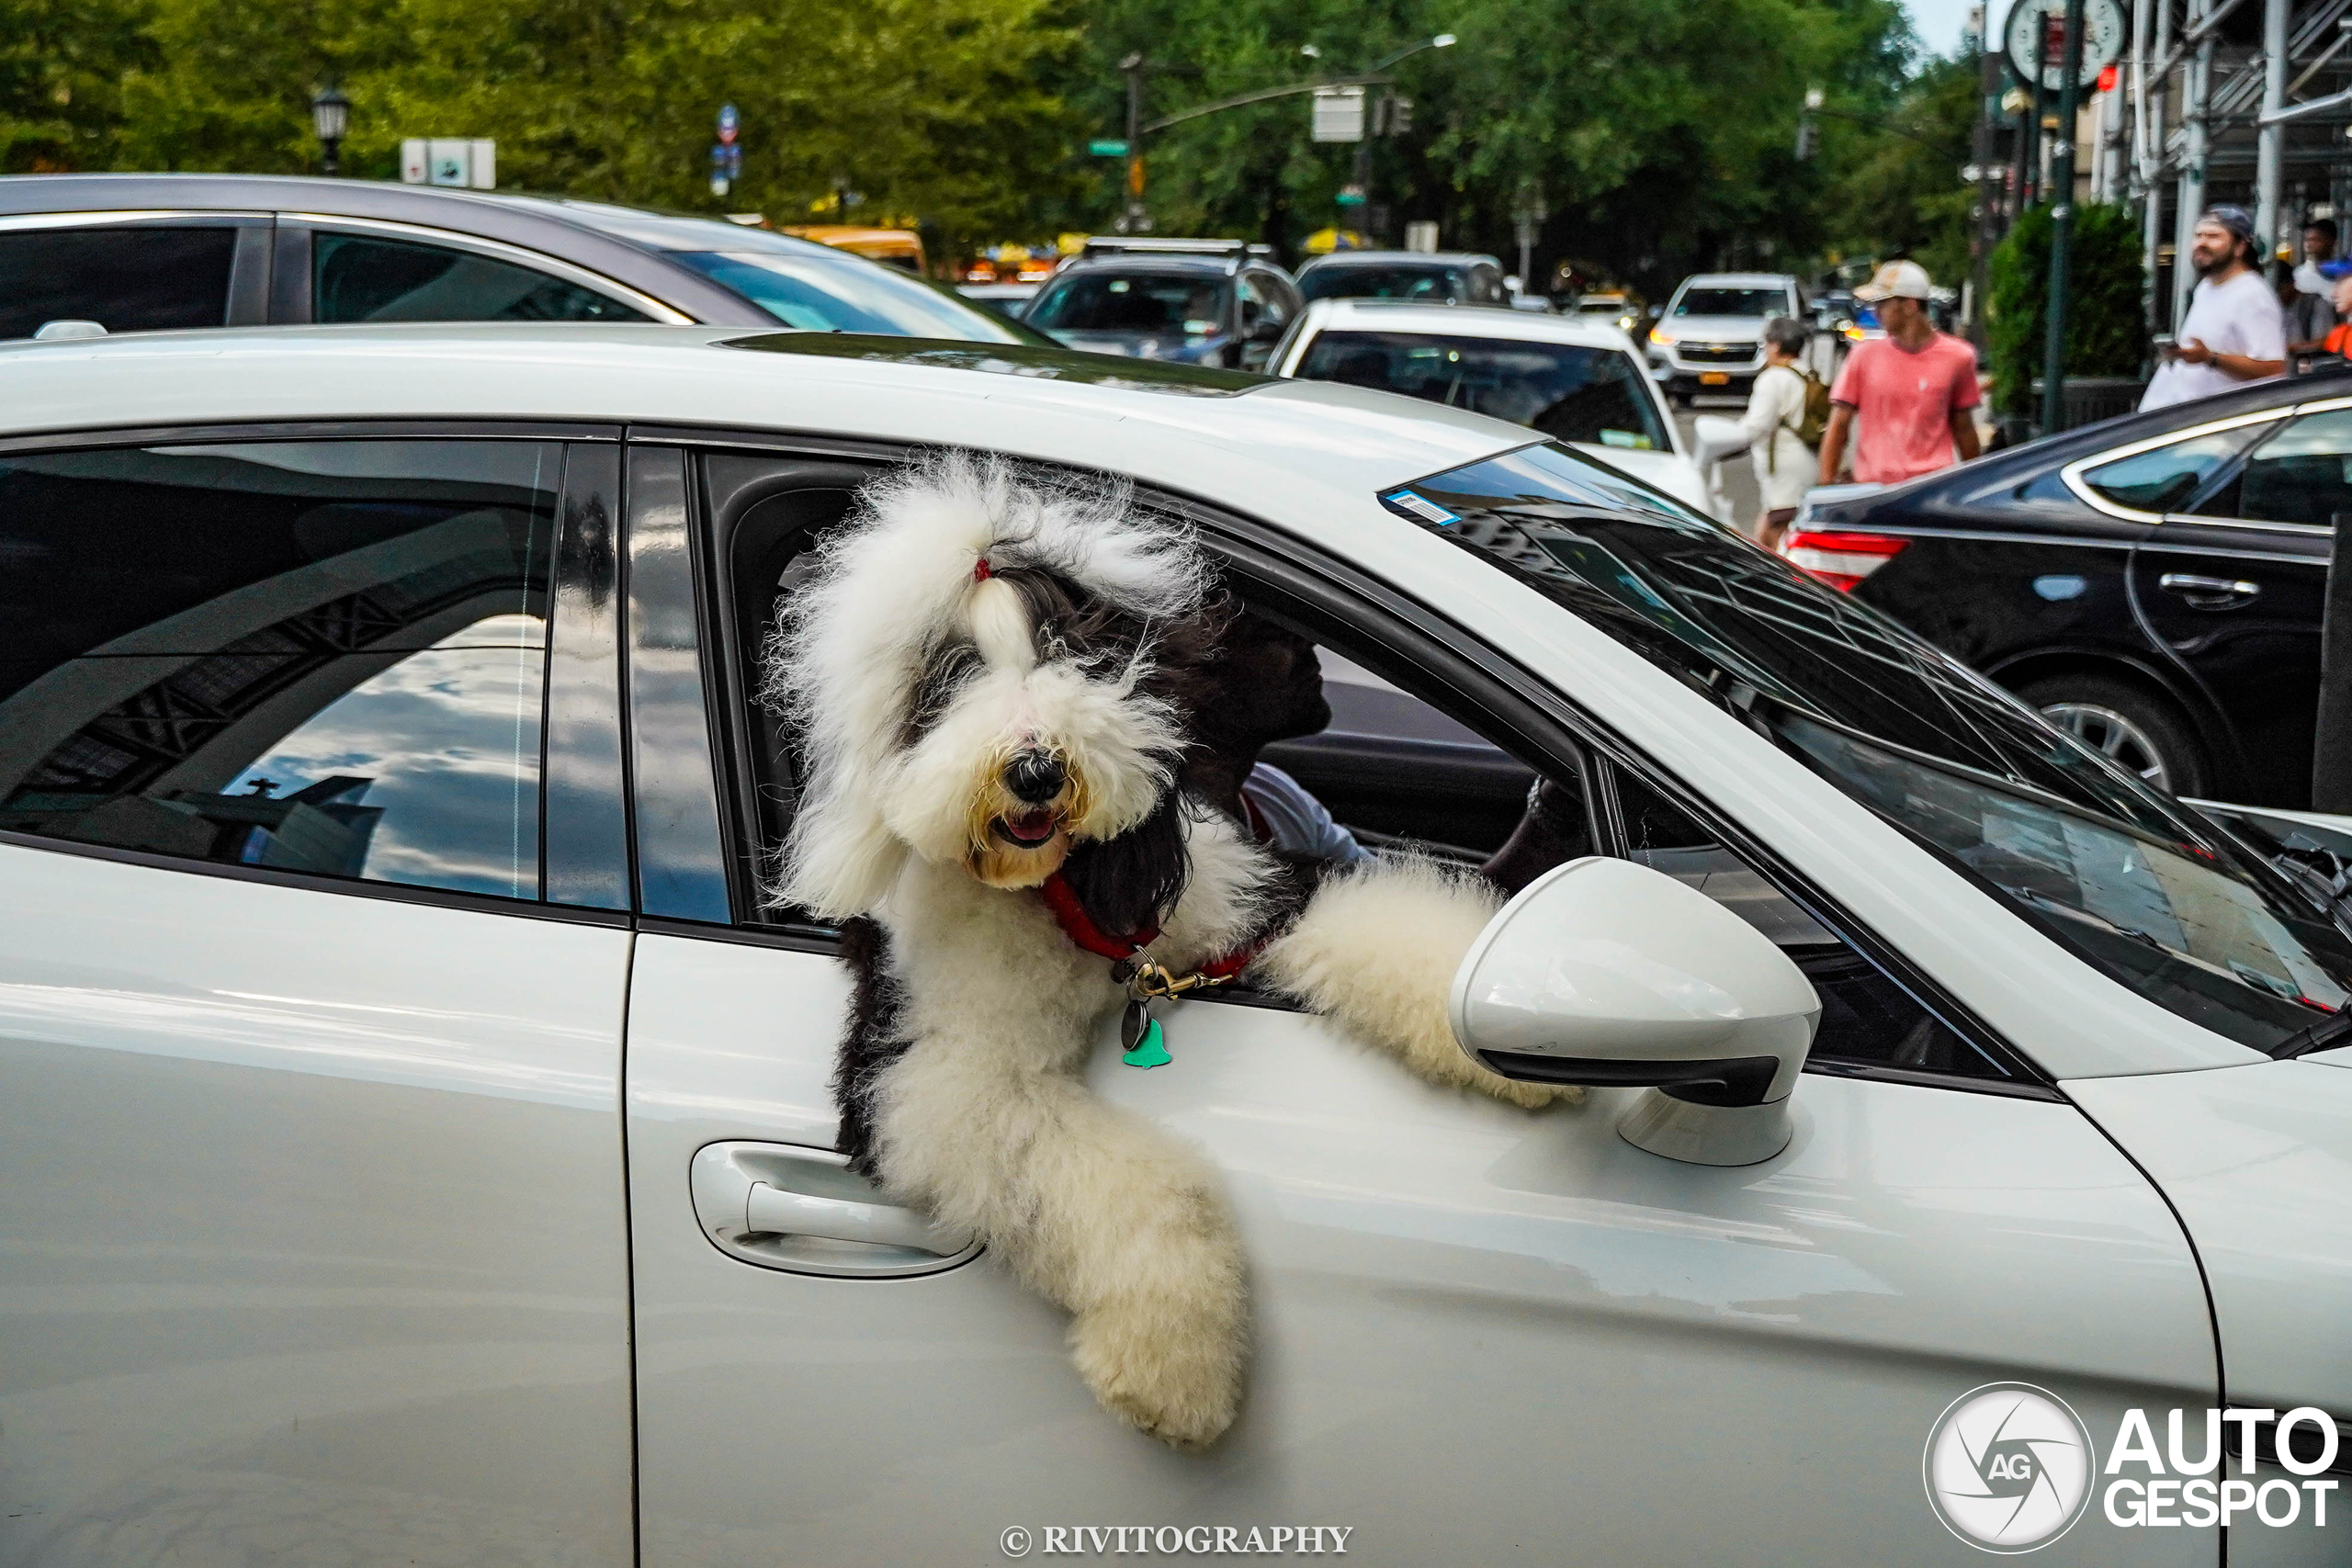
{"left": 768, "top": 451, "right": 1565, "bottom": 1448}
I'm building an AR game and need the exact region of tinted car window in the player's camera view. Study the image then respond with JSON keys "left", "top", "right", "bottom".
{"left": 1672, "top": 288, "right": 1788, "bottom": 317}
{"left": 314, "top": 233, "right": 650, "bottom": 323}
{"left": 671, "top": 251, "right": 1035, "bottom": 342}
{"left": 0, "top": 226, "right": 236, "bottom": 338}
{"left": 1299, "top": 265, "right": 1475, "bottom": 304}
{"left": 1026, "top": 271, "right": 1226, "bottom": 333}
{"left": 2085, "top": 423, "right": 2270, "bottom": 513}
{"left": 1297, "top": 330, "right": 1668, "bottom": 451}
{"left": 2211, "top": 407, "right": 2352, "bottom": 526}
{"left": 1383, "top": 441, "right": 2352, "bottom": 1054}
{"left": 0, "top": 441, "right": 560, "bottom": 900}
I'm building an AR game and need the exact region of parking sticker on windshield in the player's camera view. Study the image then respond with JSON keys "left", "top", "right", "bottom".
{"left": 1380, "top": 489, "right": 1457, "bottom": 525}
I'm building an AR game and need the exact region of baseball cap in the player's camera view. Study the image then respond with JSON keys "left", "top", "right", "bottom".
{"left": 2318, "top": 258, "right": 2352, "bottom": 281}
{"left": 1854, "top": 259, "right": 1933, "bottom": 302}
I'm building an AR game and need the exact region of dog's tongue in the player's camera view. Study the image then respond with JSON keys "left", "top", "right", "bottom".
{"left": 1003, "top": 808, "right": 1057, "bottom": 845}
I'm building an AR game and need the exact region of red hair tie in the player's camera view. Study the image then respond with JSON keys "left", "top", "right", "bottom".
{"left": 973, "top": 557, "right": 993, "bottom": 582}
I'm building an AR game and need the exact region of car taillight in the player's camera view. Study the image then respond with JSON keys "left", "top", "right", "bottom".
{"left": 1781, "top": 528, "right": 1908, "bottom": 592}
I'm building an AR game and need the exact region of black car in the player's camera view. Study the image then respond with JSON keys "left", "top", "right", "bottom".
{"left": 1797, "top": 374, "right": 2344, "bottom": 807}
{"left": 1295, "top": 250, "right": 1510, "bottom": 308}
{"left": 0, "top": 174, "right": 1045, "bottom": 345}
{"left": 1022, "top": 238, "right": 1303, "bottom": 369}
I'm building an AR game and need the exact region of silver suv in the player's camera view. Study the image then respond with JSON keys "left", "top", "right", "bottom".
{"left": 1645, "top": 271, "right": 1804, "bottom": 405}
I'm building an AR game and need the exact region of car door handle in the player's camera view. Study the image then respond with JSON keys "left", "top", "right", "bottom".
{"left": 2157, "top": 571, "right": 2261, "bottom": 609}
{"left": 689, "top": 1140, "right": 980, "bottom": 1278}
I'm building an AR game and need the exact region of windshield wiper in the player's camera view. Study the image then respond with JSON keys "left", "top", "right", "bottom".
{"left": 2278, "top": 1007, "right": 2352, "bottom": 1059}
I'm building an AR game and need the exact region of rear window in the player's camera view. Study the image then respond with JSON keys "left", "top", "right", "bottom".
{"left": 1296, "top": 330, "right": 1668, "bottom": 451}
{"left": 1300, "top": 265, "right": 1475, "bottom": 304}
{"left": 1382, "top": 442, "right": 2352, "bottom": 1055}
{"left": 1025, "top": 272, "right": 1226, "bottom": 335}
{"left": 0, "top": 225, "right": 236, "bottom": 338}
{"left": 672, "top": 251, "right": 1035, "bottom": 343}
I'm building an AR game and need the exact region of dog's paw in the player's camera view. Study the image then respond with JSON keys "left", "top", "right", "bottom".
{"left": 1069, "top": 1295, "right": 1243, "bottom": 1450}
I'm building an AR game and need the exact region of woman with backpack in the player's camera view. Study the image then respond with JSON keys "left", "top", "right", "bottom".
{"left": 1735, "top": 314, "right": 1825, "bottom": 547}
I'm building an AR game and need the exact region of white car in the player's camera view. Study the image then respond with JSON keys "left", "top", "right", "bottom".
{"left": 1645, "top": 270, "right": 1807, "bottom": 405}
{"left": 2, "top": 323, "right": 2348, "bottom": 1567}
{"left": 1269, "top": 297, "right": 1714, "bottom": 517}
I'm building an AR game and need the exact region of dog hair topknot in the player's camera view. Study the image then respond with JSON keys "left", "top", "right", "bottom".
{"left": 764, "top": 450, "right": 1215, "bottom": 919}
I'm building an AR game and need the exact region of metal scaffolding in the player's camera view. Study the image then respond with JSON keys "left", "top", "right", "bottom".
{"left": 2081, "top": 0, "right": 2352, "bottom": 329}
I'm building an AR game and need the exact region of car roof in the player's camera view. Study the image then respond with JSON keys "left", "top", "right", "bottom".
{"left": 1675, "top": 273, "right": 1797, "bottom": 289}
{"left": 1050, "top": 252, "right": 1252, "bottom": 279}
{"left": 0, "top": 322, "right": 1530, "bottom": 508}
{"left": 1297, "top": 251, "right": 1500, "bottom": 270}
{"left": 1295, "top": 298, "right": 1634, "bottom": 346}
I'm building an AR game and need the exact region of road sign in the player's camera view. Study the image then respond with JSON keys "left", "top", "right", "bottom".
{"left": 2004, "top": 0, "right": 2124, "bottom": 93}
{"left": 1336, "top": 185, "right": 1366, "bottom": 207}
{"left": 1311, "top": 87, "right": 1364, "bottom": 143}
{"left": 717, "top": 103, "right": 739, "bottom": 146}
{"left": 405, "top": 138, "right": 496, "bottom": 188}
{"left": 1089, "top": 139, "right": 1129, "bottom": 156}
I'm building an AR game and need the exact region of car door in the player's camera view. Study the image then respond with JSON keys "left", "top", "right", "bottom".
{"left": 0, "top": 213, "right": 271, "bottom": 338}
{"left": 620, "top": 440, "right": 2213, "bottom": 1566}
{"left": 2134, "top": 401, "right": 2342, "bottom": 806}
{"left": 272, "top": 219, "right": 670, "bottom": 325}
{"left": 0, "top": 430, "right": 637, "bottom": 1565}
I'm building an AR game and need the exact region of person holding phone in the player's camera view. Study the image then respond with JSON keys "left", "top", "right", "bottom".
{"left": 2143, "top": 207, "right": 2287, "bottom": 410}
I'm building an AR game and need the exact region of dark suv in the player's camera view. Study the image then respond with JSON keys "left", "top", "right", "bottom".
{"left": 1022, "top": 238, "right": 1303, "bottom": 369}
{"left": 0, "top": 174, "right": 1043, "bottom": 344}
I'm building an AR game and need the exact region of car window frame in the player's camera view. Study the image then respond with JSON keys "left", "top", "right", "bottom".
{"left": 280, "top": 214, "right": 693, "bottom": 326}
{"left": 2060, "top": 405, "right": 2295, "bottom": 526}
{"left": 644, "top": 423, "right": 2053, "bottom": 1097}
{"left": 2185, "top": 392, "right": 2352, "bottom": 534}
{"left": 0, "top": 418, "right": 631, "bottom": 930}
{"left": 0, "top": 209, "right": 273, "bottom": 333}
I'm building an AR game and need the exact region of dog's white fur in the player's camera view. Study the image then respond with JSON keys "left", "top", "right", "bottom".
{"left": 775, "top": 452, "right": 1570, "bottom": 1448}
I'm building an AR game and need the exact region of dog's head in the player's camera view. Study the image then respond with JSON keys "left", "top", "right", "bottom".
{"left": 769, "top": 452, "right": 1223, "bottom": 923}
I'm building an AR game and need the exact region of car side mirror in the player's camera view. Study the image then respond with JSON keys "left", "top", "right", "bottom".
{"left": 1448, "top": 857, "right": 1819, "bottom": 1166}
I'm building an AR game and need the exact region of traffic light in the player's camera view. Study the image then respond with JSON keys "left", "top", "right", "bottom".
{"left": 1795, "top": 85, "right": 1823, "bottom": 160}
{"left": 1381, "top": 96, "right": 1413, "bottom": 136}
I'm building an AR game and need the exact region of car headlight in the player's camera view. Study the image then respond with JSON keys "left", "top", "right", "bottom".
{"left": 1648, "top": 328, "right": 1674, "bottom": 345}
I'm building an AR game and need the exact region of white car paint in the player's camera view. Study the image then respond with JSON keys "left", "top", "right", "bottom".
{"left": 1264, "top": 297, "right": 1718, "bottom": 517}
{"left": 0, "top": 324, "right": 2343, "bottom": 1565}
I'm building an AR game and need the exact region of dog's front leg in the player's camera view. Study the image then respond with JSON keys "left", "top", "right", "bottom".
{"left": 873, "top": 1038, "right": 1248, "bottom": 1449}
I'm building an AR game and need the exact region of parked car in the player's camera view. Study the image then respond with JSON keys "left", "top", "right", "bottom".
{"left": 3, "top": 323, "right": 2347, "bottom": 1566}
{"left": 1021, "top": 237, "right": 1303, "bottom": 368}
{"left": 778, "top": 223, "right": 926, "bottom": 274}
{"left": 1793, "top": 374, "right": 2346, "bottom": 808}
{"left": 1570, "top": 291, "right": 1645, "bottom": 333}
{"left": 0, "top": 173, "right": 1041, "bottom": 344}
{"left": 1295, "top": 249, "right": 1510, "bottom": 308}
{"left": 1645, "top": 270, "right": 1808, "bottom": 404}
{"left": 1270, "top": 296, "right": 1713, "bottom": 513}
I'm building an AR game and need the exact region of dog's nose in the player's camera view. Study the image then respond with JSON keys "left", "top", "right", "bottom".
{"left": 1003, "top": 750, "right": 1067, "bottom": 805}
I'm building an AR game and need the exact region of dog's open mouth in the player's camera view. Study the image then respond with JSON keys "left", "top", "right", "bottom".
{"left": 992, "top": 807, "right": 1060, "bottom": 847}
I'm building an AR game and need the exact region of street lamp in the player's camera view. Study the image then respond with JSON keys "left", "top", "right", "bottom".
{"left": 311, "top": 85, "right": 350, "bottom": 177}
{"left": 1368, "top": 33, "right": 1456, "bottom": 73}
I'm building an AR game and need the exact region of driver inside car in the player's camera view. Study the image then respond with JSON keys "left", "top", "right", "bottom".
{"left": 1185, "top": 608, "right": 1590, "bottom": 894}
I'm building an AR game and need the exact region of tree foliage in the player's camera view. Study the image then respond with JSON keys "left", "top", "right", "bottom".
{"left": 8, "top": 0, "right": 1988, "bottom": 286}
{"left": 1988, "top": 201, "right": 2146, "bottom": 414}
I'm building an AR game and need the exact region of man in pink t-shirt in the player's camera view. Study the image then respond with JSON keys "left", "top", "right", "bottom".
{"left": 1818, "top": 260, "right": 1982, "bottom": 485}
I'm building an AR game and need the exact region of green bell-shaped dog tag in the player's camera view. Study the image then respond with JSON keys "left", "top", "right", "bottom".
{"left": 1121, "top": 1001, "right": 1171, "bottom": 1068}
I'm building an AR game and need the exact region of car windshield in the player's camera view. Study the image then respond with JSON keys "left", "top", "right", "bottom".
{"left": 1024, "top": 271, "right": 1227, "bottom": 335}
{"left": 1674, "top": 287, "right": 1787, "bottom": 318}
{"left": 1300, "top": 265, "right": 1473, "bottom": 303}
{"left": 1296, "top": 331, "right": 1669, "bottom": 452}
{"left": 670, "top": 251, "right": 1040, "bottom": 343}
{"left": 1381, "top": 442, "right": 2352, "bottom": 1055}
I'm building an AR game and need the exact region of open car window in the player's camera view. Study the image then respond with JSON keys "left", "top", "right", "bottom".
{"left": 1385, "top": 440, "right": 2352, "bottom": 1055}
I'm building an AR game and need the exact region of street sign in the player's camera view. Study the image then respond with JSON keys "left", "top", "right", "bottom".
{"left": 405, "top": 138, "right": 496, "bottom": 188}
{"left": 1336, "top": 185, "right": 1366, "bottom": 207}
{"left": 1089, "top": 139, "right": 1128, "bottom": 156}
{"left": 717, "top": 103, "right": 739, "bottom": 145}
{"left": 1311, "top": 87, "right": 1364, "bottom": 143}
{"left": 2004, "top": 0, "right": 2124, "bottom": 93}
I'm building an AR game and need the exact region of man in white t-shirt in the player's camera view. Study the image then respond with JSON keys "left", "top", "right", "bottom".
{"left": 2143, "top": 206, "right": 2287, "bottom": 412}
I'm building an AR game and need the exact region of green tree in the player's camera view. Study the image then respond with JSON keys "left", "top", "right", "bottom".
{"left": 0, "top": 0, "right": 159, "bottom": 172}
{"left": 1987, "top": 200, "right": 2146, "bottom": 415}
{"left": 1818, "top": 51, "right": 1976, "bottom": 285}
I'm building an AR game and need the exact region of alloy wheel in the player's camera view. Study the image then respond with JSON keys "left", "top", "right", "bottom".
{"left": 2041, "top": 702, "right": 2170, "bottom": 789}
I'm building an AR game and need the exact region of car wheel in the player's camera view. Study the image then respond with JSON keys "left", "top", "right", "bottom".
{"left": 2018, "top": 674, "right": 2210, "bottom": 796}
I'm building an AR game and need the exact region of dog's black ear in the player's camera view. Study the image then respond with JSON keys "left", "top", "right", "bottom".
{"left": 1059, "top": 785, "right": 1190, "bottom": 939}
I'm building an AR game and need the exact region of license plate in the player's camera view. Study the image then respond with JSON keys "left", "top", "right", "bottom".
{"left": 1699, "top": 371, "right": 1731, "bottom": 386}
